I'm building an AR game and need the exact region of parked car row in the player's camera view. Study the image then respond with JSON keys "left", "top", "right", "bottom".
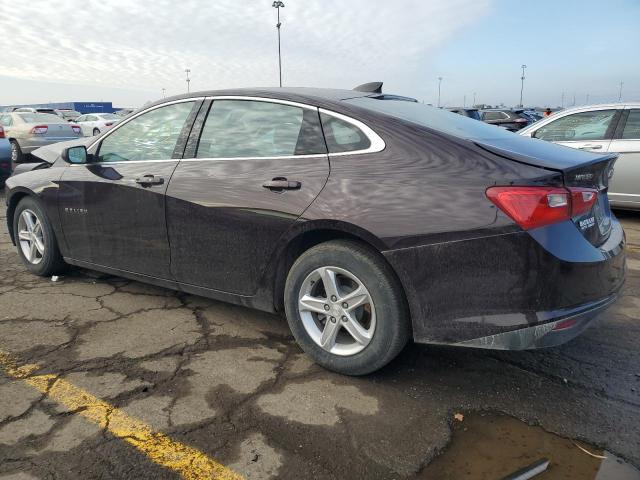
{"left": 0, "top": 111, "right": 121, "bottom": 165}
{"left": 0, "top": 112, "right": 83, "bottom": 164}
{"left": 5, "top": 107, "right": 82, "bottom": 122}
{"left": 446, "top": 103, "right": 639, "bottom": 209}
{"left": 519, "top": 103, "right": 640, "bottom": 210}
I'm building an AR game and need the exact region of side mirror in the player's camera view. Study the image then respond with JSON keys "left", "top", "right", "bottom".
{"left": 63, "top": 145, "right": 88, "bottom": 164}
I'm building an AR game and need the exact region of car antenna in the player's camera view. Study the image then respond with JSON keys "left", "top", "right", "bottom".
{"left": 353, "top": 82, "right": 383, "bottom": 94}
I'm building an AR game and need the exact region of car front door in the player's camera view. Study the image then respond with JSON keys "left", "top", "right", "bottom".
{"left": 607, "top": 108, "right": 640, "bottom": 208}
{"left": 528, "top": 108, "right": 620, "bottom": 152}
{"left": 166, "top": 98, "right": 330, "bottom": 295}
{"left": 58, "top": 99, "right": 201, "bottom": 278}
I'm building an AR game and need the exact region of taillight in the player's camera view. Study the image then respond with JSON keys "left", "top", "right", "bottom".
{"left": 30, "top": 125, "right": 48, "bottom": 135}
{"left": 514, "top": 118, "right": 528, "bottom": 123}
{"left": 571, "top": 189, "right": 597, "bottom": 216}
{"left": 0, "top": 126, "right": 4, "bottom": 139}
{"left": 72, "top": 125, "right": 82, "bottom": 135}
{"left": 105, "top": 122, "right": 114, "bottom": 127}
{"left": 486, "top": 186, "right": 598, "bottom": 230}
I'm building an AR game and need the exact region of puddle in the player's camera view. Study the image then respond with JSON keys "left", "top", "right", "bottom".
{"left": 417, "top": 412, "right": 640, "bottom": 479}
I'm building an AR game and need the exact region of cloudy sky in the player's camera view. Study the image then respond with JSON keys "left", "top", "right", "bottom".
{"left": 1, "top": 0, "right": 638, "bottom": 108}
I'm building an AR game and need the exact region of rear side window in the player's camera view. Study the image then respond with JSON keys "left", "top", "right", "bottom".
{"left": 534, "top": 110, "right": 616, "bottom": 142}
{"left": 622, "top": 110, "right": 640, "bottom": 140}
{"left": 196, "top": 100, "right": 326, "bottom": 158}
{"left": 0, "top": 116, "right": 12, "bottom": 127}
{"left": 320, "top": 113, "right": 371, "bottom": 153}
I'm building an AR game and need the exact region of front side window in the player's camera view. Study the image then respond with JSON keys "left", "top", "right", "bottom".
{"left": 196, "top": 100, "right": 325, "bottom": 158}
{"left": 98, "top": 101, "right": 194, "bottom": 162}
{"left": 534, "top": 110, "right": 616, "bottom": 142}
{"left": 621, "top": 110, "right": 640, "bottom": 140}
{"left": 320, "top": 113, "right": 371, "bottom": 153}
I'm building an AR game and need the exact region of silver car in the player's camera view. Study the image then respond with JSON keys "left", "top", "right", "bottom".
{"left": 0, "top": 112, "right": 83, "bottom": 163}
{"left": 520, "top": 103, "right": 640, "bottom": 210}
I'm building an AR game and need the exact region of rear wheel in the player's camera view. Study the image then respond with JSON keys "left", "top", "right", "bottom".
{"left": 284, "top": 240, "right": 410, "bottom": 375}
{"left": 13, "top": 197, "right": 66, "bottom": 276}
{"left": 10, "top": 140, "right": 22, "bottom": 165}
{"left": 93, "top": 128, "right": 100, "bottom": 136}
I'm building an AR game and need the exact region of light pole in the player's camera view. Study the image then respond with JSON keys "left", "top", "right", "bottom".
{"left": 473, "top": 92, "right": 476, "bottom": 106}
{"left": 463, "top": 95, "right": 466, "bottom": 107}
{"left": 272, "top": 1, "right": 285, "bottom": 87}
{"left": 519, "top": 64, "right": 527, "bottom": 107}
{"left": 561, "top": 91, "right": 565, "bottom": 108}
{"left": 185, "top": 69, "right": 191, "bottom": 93}
{"left": 437, "top": 77, "right": 443, "bottom": 107}
{"left": 618, "top": 81, "right": 623, "bottom": 101}
{"left": 162, "top": 88, "right": 166, "bottom": 99}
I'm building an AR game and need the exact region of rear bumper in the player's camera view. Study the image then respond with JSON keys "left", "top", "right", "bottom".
{"left": 18, "top": 136, "right": 80, "bottom": 153}
{"left": 384, "top": 217, "right": 625, "bottom": 347}
{"left": 451, "top": 293, "right": 617, "bottom": 350}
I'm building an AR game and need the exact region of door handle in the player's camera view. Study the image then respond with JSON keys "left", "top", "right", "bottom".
{"left": 262, "top": 177, "right": 301, "bottom": 191}
{"left": 135, "top": 174, "right": 165, "bottom": 186}
{"left": 579, "top": 144, "right": 603, "bottom": 150}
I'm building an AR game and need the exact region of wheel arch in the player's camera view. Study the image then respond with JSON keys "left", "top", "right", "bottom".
{"left": 268, "top": 220, "right": 413, "bottom": 323}
{"left": 6, "top": 188, "right": 37, "bottom": 245}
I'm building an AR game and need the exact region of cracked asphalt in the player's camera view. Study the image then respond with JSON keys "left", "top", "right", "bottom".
{"left": 0, "top": 191, "right": 639, "bottom": 480}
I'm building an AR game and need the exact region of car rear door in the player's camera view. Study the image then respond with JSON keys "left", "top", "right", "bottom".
{"left": 58, "top": 99, "right": 201, "bottom": 279}
{"left": 166, "top": 97, "right": 329, "bottom": 295}
{"left": 607, "top": 107, "right": 640, "bottom": 208}
{"left": 529, "top": 108, "right": 621, "bottom": 152}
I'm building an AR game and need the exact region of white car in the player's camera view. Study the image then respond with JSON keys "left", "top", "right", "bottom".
{"left": 519, "top": 103, "right": 640, "bottom": 210}
{"left": 75, "top": 113, "right": 121, "bottom": 136}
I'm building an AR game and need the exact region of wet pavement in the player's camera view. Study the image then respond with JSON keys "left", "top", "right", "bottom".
{"left": 0, "top": 192, "right": 639, "bottom": 480}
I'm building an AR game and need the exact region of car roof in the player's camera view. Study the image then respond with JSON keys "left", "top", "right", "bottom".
{"left": 549, "top": 103, "right": 640, "bottom": 114}
{"left": 157, "top": 87, "right": 376, "bottom": 109}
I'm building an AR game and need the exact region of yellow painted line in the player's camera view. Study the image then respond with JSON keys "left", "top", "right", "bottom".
{"left": 0, "top": 351, "right": 243, "bottom": 480}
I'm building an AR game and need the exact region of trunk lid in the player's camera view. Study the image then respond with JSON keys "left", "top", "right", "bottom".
{"left": 562, "top": 157, "right": 617, "bottom": 247}
{"left": 475, "top": 136, "right": 617, "bottom": 247}
{"left": 41, "top": 121, "right": 79, "bottom": 140}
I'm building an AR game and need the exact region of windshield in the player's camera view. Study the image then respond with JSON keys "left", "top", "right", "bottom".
{"left": 17, "top": 113, "right": 66, "bottom": 124}
{"left": 345, "top": 97, "right": 518, "bottom": 141}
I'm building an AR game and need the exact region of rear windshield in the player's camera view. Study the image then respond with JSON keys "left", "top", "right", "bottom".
{"left": 18, "top": 113, "right": 66, "bottom": 124}
{"left": 346, "top": 97, "right": 517, "bottom": 141}
{"left": 100, "top": 113, "right": 119, "bottom": 120}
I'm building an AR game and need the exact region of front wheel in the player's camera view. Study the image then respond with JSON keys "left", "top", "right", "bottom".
{"left": 284, "top": 240, "right": 410, "bottom": 375}
{"left": 13, "top": 197, "right": 66, "bottom": 276}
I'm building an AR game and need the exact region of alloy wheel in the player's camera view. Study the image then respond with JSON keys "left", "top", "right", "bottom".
{"left": 297, "top": 266, "right": 376, "bottom": 356}
{"left": 10, "top": 143, "right": 19, "bottom": 163}
{"left": 17, "top": 209, "right": 45, "bottom": 265}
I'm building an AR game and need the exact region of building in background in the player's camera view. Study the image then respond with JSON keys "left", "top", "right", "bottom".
{"left": 0, "top": 101, "right": 117, "bottom": 114}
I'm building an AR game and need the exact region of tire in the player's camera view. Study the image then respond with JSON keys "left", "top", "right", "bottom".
{"left": 93, "top": 128, "right": 100, "bottom": 136}
{"left": 13, "top": 196, "right": 66, "bottom": 277}
{"left": 10, "top": 140, "right": 22, "bottom": 165}
{"left": 284, "top": 240, "right": 410, "bottom": 375}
